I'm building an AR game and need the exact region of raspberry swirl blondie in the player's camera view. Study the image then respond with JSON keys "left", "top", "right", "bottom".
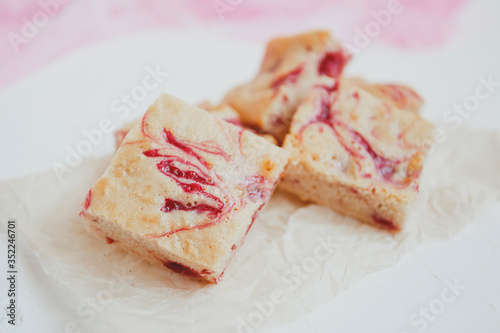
{"left": 280, "top": 80, "right": 434, "bottom": 231}
{"left": 224, "top": 30, "right": 351, "bottom": 142}
{"left": 80, "top": 94, "right": 289, "bottom": 283}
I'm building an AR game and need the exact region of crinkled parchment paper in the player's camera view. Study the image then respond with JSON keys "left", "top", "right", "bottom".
{"left": 1, "top": 127, "right": 499, "bottom": 332}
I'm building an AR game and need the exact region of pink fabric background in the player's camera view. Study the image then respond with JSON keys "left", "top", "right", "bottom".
{"left": 0, "top": 0, "right": 467, "bottom": 89}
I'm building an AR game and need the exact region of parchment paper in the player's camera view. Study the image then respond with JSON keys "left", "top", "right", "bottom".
{"left": 1, "top": 127, "right": 499, "bottom": 332}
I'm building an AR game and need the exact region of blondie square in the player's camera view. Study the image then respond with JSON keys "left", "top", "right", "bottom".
{"left": 224, "top": 30, "right": 351, "bottom": 142}
{"left": 280, "top": 80, "right": 434, "bottom": 231}
{"left": 80, "top": 94, "right": 289, "bottom": 282}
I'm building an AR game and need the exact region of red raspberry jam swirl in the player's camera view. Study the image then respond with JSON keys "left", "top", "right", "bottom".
{"left": 78, "top": 189, "right": 92, "bottom": 216}
{"left": 271, "top": 64, "right": 304, "bottom": 90}
{"left": 317, "top": 50, "right": 351, "bottom": 78}
{"left": 161, "top": 198, "right": 222, "bottom": 218}
{"left": 224, "top": 117, "right": 243, "bottom": 127}
{"left": 298, "top": 86, "right": 420, "bottom": 188}
{"left": 371, "top": 215, "right": 399, "bottom": 231}
{"left": 142, "top": 125, "right": 235, "bottom": 238}
{"left": 163, "top": 261, "right": 214, "bottom": 280}
{"left": 244, "top": 175, "right": 271, "bottom": 203}
{"left": 140, "top": 114, "right": 271, "bottom": 238}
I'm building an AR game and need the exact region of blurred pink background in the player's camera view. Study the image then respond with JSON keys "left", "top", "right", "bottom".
{"left": 1, "top": 0, "right": 468, "bottom": 89}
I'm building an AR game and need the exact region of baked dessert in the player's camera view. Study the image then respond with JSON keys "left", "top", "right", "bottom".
{"left": 279, "top": 79, "right": 434, "bottom": 231}
{"left": 348, "top": 77, "right": 423, "bottom": 113}
{"left": 80, "top": 94, "right": 289, "bottom": 283}
{"left": 224, "top": 30, "right": 351, "bottom": 142}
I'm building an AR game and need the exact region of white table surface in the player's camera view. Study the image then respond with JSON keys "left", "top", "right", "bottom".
{"left": 1, "top": 14, "right": 500, "bottom": 333}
